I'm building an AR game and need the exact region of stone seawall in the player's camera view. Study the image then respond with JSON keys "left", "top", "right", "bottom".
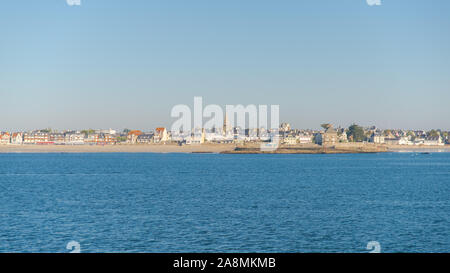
{"left": 223, "top": 143, "right": 388, "bottom": 154}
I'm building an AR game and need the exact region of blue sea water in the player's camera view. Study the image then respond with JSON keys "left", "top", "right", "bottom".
{"left": 0, "top": 152, "right": 449, "bottom": 253}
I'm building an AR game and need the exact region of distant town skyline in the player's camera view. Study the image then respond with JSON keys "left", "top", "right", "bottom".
{"left": 1, "top": 1, "right": 450, "bottom": 131}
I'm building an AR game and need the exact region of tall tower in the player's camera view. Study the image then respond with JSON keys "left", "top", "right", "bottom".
{"left": 223, "top": 114, "right": 231, "bottom": 135}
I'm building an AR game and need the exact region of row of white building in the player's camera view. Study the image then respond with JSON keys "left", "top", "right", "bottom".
{"left": 2, "top": 124, "right": 447, "bottom": 146}
{"left": 0, "top": 131, "right": 117, "bottom": 145}
{"left": 370, "top": 134, "right": 445, "bottom": 146}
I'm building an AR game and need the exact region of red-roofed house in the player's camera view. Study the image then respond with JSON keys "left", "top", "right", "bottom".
{"left": 0, "top": 132, "right": 11, "bottom": 144}
{"left": 127, "top": 130, "right": 143, "bottom": 144}
{"left": 154, "top": 127, "right": 168, "bottom": 143}
{"left": 11, "top": 133, "right": 23, "bottom": 145}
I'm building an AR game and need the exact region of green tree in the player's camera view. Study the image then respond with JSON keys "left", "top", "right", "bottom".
{"left": 347, "top": 124, "right": 365, "bottom": 142}
{"left": 407, "top": 131, "right": 416, "bottom": 141}
{"left": 427, "top": 130, "right": 439, "bottom": 138}
{"left": 81, "top": 129, "right": 95, "bottom": 135}
{"left": 116, "top": 136, "right": 127, "bottom": 142}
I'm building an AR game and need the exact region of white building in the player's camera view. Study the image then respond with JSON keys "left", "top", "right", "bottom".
{"left": 297, "top": 134, "right": 313, "bottom": 144}
{"left": 280, "top": 123, "right": 291, "bottom": 132}
{"left": 11, "top": 133, "right": 23, "bottom": 145}
{"left": 0, "top": 132, "right": 11, "bottom": 144}
{"left": 282, "top": 135, "right": 297, "bottom": 145}
{"left": 154, "top": 128, "right": 169, "bottom": 143}
{"left": 385, "top": 137, "right": 411, "bottom": 145}
{"left": 65, "top": 133, "right": 85, "bottom": 145}
{"left": 370, "top": 134, "right": 385, "bottom": 144}
{"left": 423, "top": 137, "right": 444, "bottom": 146}
{"left": 136, "top": 134, "right": 154, "bottom": 144}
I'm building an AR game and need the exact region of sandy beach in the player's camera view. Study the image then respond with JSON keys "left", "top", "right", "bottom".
{"left": 0, "top": 143, "right": 236, "bottom": 154}
{"left": 0, "top": 143, "right": 449, "bottom": 154}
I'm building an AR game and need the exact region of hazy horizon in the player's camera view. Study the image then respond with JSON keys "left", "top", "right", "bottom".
{"left": 1, "top": 0, "right": 450, "bottom": 131}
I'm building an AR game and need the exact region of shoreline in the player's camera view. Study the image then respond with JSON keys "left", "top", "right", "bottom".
{"left": 0, "top": 144, "right": 236, "bottom": 154}
{"left": 1, "top": 143, "right": 449, "bottom": 154}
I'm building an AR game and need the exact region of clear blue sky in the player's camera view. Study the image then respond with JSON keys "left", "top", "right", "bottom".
{"left": 1, "top": 0, "right": 449, "bottom": 131}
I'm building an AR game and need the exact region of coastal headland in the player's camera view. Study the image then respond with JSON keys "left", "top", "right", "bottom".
{"left": 1, "top": 143, "right": 449, "bottom": 154}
